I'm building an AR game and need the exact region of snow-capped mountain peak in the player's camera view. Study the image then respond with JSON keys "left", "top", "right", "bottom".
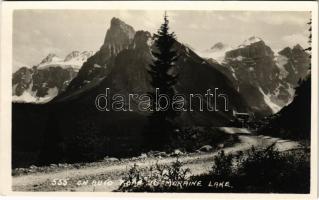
{"left": 39, "top": 53, "right": 63, "bottom": 65}
{"left": 197, "top": 42, "right": 232, "bottom": 63}
{"left": 238, "top": 36, "right": 263, "bottom": 48}
{"left": 13, "top": 50, "right": 94, "bottom": 103}
{"left": 37, "top": 51, "right": 94, "bottom": 71}
{"left": 64, "top": 51, "right": 80, "bottom": 62}
{"left": 210, "top": 42, "right": 228, "bottom": 52}
{"left": 63, "top": 51, "right": 94, "bottom": 66}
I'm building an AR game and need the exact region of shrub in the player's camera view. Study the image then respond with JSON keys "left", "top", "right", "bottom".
{"left": 234, "top": 145, "right": 310, "bottom": 193}
{"left": 210, "top": 150, "right": 234, "bottom": 178}
{"left": 117, "top": 144, "right": 310, "bottom": 193}
{"left": 188, "top": 144, "right": 310, "bottom": 193}
{"left": 118, "top": 159, "right": 191, "bottom": 192}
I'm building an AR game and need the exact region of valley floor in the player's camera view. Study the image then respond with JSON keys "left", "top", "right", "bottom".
{"left": 12, "top": 131, "right": 302, "bottom": 192}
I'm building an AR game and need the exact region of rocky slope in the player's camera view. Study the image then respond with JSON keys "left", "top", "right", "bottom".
{"left": 12, "top": 18, "right": 310, "bottom": 166}
{"left": 12, "top": 51, "right": 93, "bottom": 103}
{"left": 53, "top": 18, "right": 249, "bottom": 125}
{"left": 205, "top": 36, "right": 310, "bottom": 115}
{"left": 259, "top": 74, "right": 311, "bottom": 140}
{"left": 61, "top": 17, "right": 136, "bottom": 94}
{"left": 27, "top": 17, "right": 251, "bottom": 165}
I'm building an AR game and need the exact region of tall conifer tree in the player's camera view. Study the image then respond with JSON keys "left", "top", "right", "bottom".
{"left": 145, "top": 12, "right": 179, "bottom": 149}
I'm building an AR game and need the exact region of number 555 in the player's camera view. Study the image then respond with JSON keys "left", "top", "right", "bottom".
{"left": 51, "top": 178, "right": 69, "bottom": 186}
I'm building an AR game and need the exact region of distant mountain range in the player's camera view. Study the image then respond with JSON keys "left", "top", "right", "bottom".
{"left": 50, "top": 17, "right": 248, "bottom": 127}
{"left": 12, "top": 18, "right": 310, "bottom": 117}
{"left": 11, "top": 17, "right": 311, "bottom": 166}
{"left": 203, "top": 37, "right": 309, "bottom": 115}
{"left": 12, "top": 51, "right": 94, "bottom": 103}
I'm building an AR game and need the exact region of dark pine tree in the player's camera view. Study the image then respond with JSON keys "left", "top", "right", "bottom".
{"left": 144, "top": 12, "right": 179, "bottom": 150}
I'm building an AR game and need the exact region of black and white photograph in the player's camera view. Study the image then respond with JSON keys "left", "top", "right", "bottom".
{"left": 0, "top": 1, "right": 318, "bottom": 198}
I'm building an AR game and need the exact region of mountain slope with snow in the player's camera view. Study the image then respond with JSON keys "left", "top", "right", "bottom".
{"left": 37, "top": 51, "right": 94, "bottom": 71}
{"left": 12, "top": 51, "right": 93, "bottom": 103}
{"left": 198, "top": 42, "right": 232, "bottom": 64}
{"left": 238, "top": 36, "right": 262, "bottom": 48}
{"left": 204, "top": 37, "right": 310, "bottom": 115}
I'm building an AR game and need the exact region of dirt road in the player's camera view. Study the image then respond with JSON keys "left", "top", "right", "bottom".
{"left": 12, "top": 134, "right": 301, "bottom": 192}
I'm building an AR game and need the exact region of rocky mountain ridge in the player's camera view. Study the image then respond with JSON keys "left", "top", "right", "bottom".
{"left": 12, "top": 16, "right": 311, "bottom": 167}
{"left": 13, "top": 19, "right": 310, "bottom": 117}
{"left": 53, "top": 18, "right": 249, "bottom": 124}
{"left": 12, "top": 51, "right": 93, "bottom": 103}
{"left": 204, "top": 37, "right": 310, "bottom": 115}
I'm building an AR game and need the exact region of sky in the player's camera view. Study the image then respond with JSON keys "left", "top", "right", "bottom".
{"left": 13, "top": 10, "right": 310, "bottom": 72}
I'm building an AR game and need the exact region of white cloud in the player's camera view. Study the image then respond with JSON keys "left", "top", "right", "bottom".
{"left": 188, "top": 23, "right": 199, "bottom": 29}
{"left": 230, "top": 12, "right": 253, "bottom": 22}
{"left": 282, "top": 33, "right": 308, "bottom": 48}
{"left": 217, "top": 15, "right": 225, "bottom": 21}
{"left": 13, "top": 10, "right": 310, "bottom": 70}
{"left": 260, "top": 13, "right": 309, "bottom": 26}
{"left": 13, "top": 60, "right": 30, "bottom": 72}
{"left": 227, "top": 11, "right": 309, "bottom": 27}
{"left": 33, "top": 29, "right": 42, "bottom": 36}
